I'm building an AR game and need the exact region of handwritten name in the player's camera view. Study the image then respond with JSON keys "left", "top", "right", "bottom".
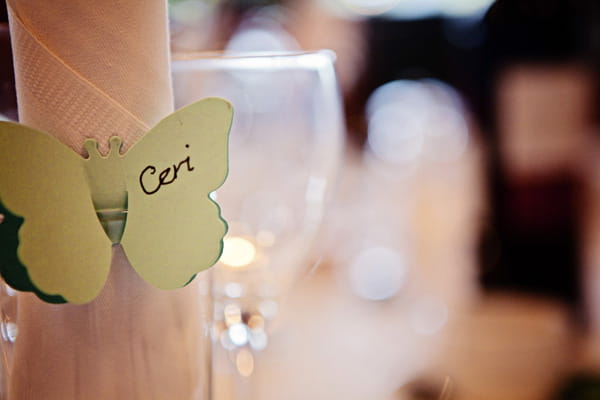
{"left": 139, "top": 145, "right": 195, "bottom": 195}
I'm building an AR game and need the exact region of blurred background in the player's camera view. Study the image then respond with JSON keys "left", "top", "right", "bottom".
{"left": 5, "top": 0, "right": 600, "bottom": 398}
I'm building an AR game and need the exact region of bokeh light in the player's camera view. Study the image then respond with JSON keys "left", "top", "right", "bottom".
{"left": 236, "top": 348, "right": 255, "bottom": 377}
{"left": 348, "top": 246, "right": 408, "bottom": 301}
{"left": 320, "top": 0, "right": 495, "bottom": 19}
{"left": 221, "top": 237, "right": 257, "bottom": 268}
{"left": 366, "top": 79, "right": 469, "bottom": 166}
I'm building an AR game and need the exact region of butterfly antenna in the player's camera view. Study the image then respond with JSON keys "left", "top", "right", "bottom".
{"left": 83, "top": 139, "right": 101, "bottom": 159}
{"left": 108, "top": 136, "right": 124, "bottom": 157}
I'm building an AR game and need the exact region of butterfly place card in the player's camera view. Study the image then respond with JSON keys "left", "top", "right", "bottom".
{"left": 0, "top": 98, "right": 233, "bottom": 304}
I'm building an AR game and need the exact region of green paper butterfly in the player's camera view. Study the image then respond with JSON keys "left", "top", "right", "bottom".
{"left": 0, "top": 98, "right": 232, "bottom": 304}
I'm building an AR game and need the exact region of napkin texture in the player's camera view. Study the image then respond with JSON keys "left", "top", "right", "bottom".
{"left": 8, "top": 0, "right": 172, "bottom": 154}
{"left": 5, "top": 0, "right": 206, "bottom": 398}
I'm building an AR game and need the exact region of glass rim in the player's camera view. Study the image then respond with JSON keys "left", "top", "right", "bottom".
{"left": 171, "top": 49, "right": 336, "bottom": 71}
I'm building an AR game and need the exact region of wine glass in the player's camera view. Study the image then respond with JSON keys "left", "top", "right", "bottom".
{"left": 171, "top": 51, "right": 344, "bottom": 398}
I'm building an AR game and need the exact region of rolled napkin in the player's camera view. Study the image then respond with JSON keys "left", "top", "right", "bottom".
{"left": 6, "top": 0, "right": 207, "bottom": 398}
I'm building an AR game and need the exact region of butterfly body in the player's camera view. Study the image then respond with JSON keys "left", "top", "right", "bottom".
{"left": 0, "top": 98, "right": 232, "bottom": 304}
{"left": 83, "top": 136, "right": 128, "bottom": 214}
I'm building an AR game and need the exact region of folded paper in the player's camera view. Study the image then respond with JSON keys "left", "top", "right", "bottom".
{"left": 0, "top": 98, "right": 232, "bottom": 304}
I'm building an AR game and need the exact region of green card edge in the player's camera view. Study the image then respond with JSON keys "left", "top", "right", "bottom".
{"left": 0, "top": 198, "right": 67, "bottom": 303}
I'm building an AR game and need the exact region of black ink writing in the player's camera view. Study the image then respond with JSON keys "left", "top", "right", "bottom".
{"left": 139, "top": 147, "right": 195, "bottom": 195}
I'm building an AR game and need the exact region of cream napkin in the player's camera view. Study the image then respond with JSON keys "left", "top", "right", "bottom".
{"left": 6, "top": 0, "right": 207, "bottom": 398}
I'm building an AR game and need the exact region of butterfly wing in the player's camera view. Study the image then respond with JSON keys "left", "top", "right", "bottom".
{"left": 121, "top": 98, "right": 232, "bottom": 289}
{"left": 0, "top": 122, "right": 113, "bottom": 304}
{"left": 0, "top": 201, "right": 66, "bottom": 303}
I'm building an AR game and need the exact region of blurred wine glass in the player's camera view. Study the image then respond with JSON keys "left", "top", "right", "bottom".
{"left": 335, "top": 79, "right": 480, "bottom": 397}
{"left": 254, "top": 79, "right": 483, "bottom": 400}
{"left": 172, "top": 51, "right": 344, "bottom": 398}
{"left": 359, "top": 79, "right": 480, "bottom": 311}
